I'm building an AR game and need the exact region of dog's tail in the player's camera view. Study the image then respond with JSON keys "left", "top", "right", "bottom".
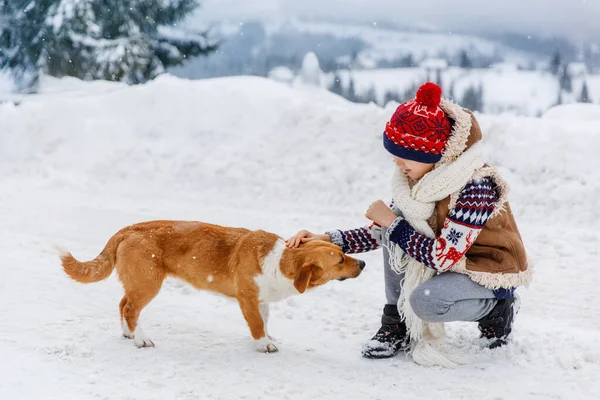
{"left": 58, "top": 232, "right": 124, "bottom": 283}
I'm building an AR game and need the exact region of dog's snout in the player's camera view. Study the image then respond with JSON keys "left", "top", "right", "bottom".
{"left": 358, "top": 260, "right": 366, "bottom": 270}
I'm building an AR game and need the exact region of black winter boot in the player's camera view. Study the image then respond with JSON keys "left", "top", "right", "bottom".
{"left": 478, "top": 295, "right": 519, "bottom": 349}
{"left": 362, "top": 305, "right": 410, "bottom": 359}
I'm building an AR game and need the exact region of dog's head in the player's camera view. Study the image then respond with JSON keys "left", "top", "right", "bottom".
{"left": 283, "top": 240, "right": 365, "bottom": 294}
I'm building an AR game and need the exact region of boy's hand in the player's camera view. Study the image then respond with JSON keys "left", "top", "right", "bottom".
{"left": 285, "top": 230, "right": 331, "bottom": 248}
{"left": 365, "top": 200, "right": 397, "bottom": 227}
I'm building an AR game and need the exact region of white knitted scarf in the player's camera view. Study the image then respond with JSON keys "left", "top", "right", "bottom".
{"left": 389, "top": 143, "right": 484, "bottom": 368}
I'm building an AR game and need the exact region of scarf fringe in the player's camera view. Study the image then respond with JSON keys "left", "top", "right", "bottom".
{"left": 411, "top": 338, "right": 470, "bottom": 369}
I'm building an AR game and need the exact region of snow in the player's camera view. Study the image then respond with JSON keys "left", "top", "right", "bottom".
{"left": 1, "top": 75, "right": 600, "bottom": 399}
{"left": 36, "top": 74, "right": 123, "bottom": 95}
{"left": 420, "top": 58, "right": 449, "bottom": 70}
{"left": 355, "top": 54, "right": 377, "bottom": 70}
{"left": 542, "top": 103, "right": 600, "bottom": 120}
{"left": 268, "top": 66, "right": 295, "bottom": 84}
{"left": 157, "top": 25, "right": 215, "bottom": 48}
{"left": 567, "top": 62, "right": 588, "bottom": 77}
{"left": 0, "top": 69, "right": 16, "bottom": 95}
{"left": 490, "top": 62, "right": 519, "bottom": 72}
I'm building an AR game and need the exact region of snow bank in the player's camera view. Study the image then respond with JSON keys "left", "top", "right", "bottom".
{"left": 542, "top": 103, "right": 600, "bottom": 120}
{"left": 1, "top": 74, "right": 597, "bottom": 227}
{"left": 0, "top": 69, "right": 16, "bottom": 95}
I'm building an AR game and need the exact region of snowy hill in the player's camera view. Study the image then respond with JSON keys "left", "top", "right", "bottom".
{"left": 265, "top": 19, "right": 542, "bottom": 66}
{"left": 1, "top": 75, "right": 599, "bottom": 400}
{"left": 172, "top": 18, "right": 566, "bottom": 80}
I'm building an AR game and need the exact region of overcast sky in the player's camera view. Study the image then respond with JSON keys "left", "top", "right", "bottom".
{"left": 197, "top": 0, "right": 600, "bottom": 41}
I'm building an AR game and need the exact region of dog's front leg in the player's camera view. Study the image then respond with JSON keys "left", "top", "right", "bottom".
{"left": 238, "top": 297, "right": 278, "bottom": 353}
{"left": 259, "top": 303, "right": 274, "bottom": 340}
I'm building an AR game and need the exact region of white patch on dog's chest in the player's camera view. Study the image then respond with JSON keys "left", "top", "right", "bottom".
{"left": 254, "top": 240, "right": 298, "bottom": 303}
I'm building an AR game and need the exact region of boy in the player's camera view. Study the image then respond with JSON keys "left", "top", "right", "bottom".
{"left": 287, "top": 82, "right": 531, "bottom": 361}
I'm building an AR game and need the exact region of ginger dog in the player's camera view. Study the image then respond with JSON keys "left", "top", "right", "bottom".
{"left": 60, "top": 221, "right": 365, "bottom": 352}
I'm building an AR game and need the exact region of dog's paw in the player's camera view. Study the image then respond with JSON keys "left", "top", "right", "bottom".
{"left": 134, "top": 337, "right": 155, "bottom": 348}
{"left": 255, "top": 337, "right": 278, "bottom": 353}
{"left": 132, "top": 326, "right": 154, "bottom": 348}
{"left": 121, "top": 319, "right": 133, "bottom": 339}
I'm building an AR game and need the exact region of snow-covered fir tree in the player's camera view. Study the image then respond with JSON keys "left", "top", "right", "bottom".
{"left": 329, "top": 72, "right": 343, "bottom": 96}
{"left": 579, "top": 81, "right": 592, "bottom": 103}
{"left": 558, "top": 64, "right": 572, "bottom": 93}
{"left": 549, "top": 50, "right": 561, "bottom": 75}
{"left": 300, "top": 52, "right": 321, "bottom": 86}
{"left": 0, "top": 0, "right": 217, "bottom": 89}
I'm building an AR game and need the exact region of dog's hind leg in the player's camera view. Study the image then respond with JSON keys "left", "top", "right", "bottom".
{"left": 122, "top": 284, "right": 163, "bottom": 348}
{"left": 238, "top": 297, "right": 278, "bottom": 353}
{"left": 120, "top": 263, "right": 166, "bottom": 348}
{"left": 119, "top": 296, "right": 133, "bottom": 339}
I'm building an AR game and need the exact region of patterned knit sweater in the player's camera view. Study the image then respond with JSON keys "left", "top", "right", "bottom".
{"left": 326, "top": 177, "right": 514, "bottom": 299}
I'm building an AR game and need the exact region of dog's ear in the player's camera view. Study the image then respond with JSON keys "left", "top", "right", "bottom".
{"left": 294, "top": 263, "right": 314, "bottom": 294}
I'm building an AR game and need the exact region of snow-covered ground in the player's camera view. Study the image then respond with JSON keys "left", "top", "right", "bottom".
{"left": 1, "top": 75, "right": 599, "bottom": 400}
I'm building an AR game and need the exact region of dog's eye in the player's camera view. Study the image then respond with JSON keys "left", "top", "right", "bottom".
{"left": 339, "top": 256, "right": 345, "bottom": 264}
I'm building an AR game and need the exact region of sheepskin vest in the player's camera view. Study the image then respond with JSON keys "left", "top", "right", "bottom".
{"left": 434, "top": 101, "right": 532, "bottom": 289}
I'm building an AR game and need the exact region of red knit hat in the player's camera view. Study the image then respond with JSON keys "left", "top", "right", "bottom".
{"left": 383, "top": 82, "right": 452, "bottom": 163}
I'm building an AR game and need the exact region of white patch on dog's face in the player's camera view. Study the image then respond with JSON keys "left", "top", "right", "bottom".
{"left": 254, "top": 239, "right": 298, "bottom": 303}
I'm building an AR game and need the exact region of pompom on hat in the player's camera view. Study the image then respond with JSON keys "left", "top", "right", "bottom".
{"left": 383, "top": 82, "right": 452, "bottom": 163}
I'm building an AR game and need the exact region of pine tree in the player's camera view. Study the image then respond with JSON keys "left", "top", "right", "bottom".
{"left": 358, "top": 85, "right": 377, "bottom": 104}
{"left": 549, "top": 50, "right": 561, "bottom": 75}
{"left": 383, "top": 89, "right": 401, "bottom": 105}
{"left": 401, "top": 82, "right": 418, "bottom": 102}
{"left": 579, "top": 81, "right": 592, "bottom": 103}
{"left": 461, "top": 84, "right": 484, "bottom": 112}
{"left": 556, "top": 89, "right": 563, "bottom": 106}
{"left": 0, "top": 0, "right": 217, "bottom": 88}
{"left": 435, "top": 69, "right": 443, "bottom": 88}
{"left": 459, "top": 50, "right": 472, "bottom": 69}
{"left": 346, "top": 76, "right": 357, "bottom": 102}
{"left": 329, "top": 72, "right": 343, "bottom": 96}
{"left": 448, "top": 79, "right": 456, "bottom": 101}
{"left": 558, "top": 64, "right": 572, "bottom": 93}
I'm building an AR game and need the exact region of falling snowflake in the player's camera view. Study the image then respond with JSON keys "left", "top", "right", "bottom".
{"left": 446, "top": 229, "right": 463, "bottom": 245}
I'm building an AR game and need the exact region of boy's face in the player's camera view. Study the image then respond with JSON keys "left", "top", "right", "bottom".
{"left": 393, "top": 157, "right": 435, "bottom": 180}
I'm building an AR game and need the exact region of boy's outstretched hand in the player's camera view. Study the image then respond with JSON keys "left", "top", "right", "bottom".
{"left": 365, "top": 200, "right": 397, "bottom": 227}
{"left": 285, "top": 230, "right": 331, "bottom": 248}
